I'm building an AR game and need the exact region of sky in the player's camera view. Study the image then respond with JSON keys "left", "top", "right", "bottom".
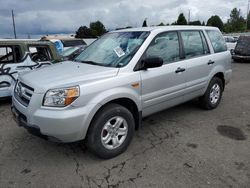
{"left": 0, "top": 0, "right": 248, "bottom": 38}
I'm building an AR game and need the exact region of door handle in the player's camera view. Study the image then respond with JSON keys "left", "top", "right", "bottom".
{"left": 208, "top": 60, "right": 215, "bottom": 65}
{"left": 175, "top": 67, "right": 186, "bottom": 73}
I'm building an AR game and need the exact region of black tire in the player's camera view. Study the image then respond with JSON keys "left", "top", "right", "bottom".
{"left": 86, "top": 103, "right": 135, "bottom": 159}
{"left": 199, "top": 77, "right": 223, "bottom": 110}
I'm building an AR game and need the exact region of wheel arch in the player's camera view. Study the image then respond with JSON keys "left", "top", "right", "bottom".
{"left": 213, "top": 72, "right": 225, "bottom": 90}
{"left": 84, "top": 97, "right": 141, "bottom": 140}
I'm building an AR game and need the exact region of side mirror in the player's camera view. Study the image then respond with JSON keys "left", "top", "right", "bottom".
{"left": 141, "top": 57, "right": 163, "bottom": 70}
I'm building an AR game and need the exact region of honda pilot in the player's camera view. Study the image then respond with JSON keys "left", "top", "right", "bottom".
{"left": 12, "top": 26, "right": 232, "bottom": 159}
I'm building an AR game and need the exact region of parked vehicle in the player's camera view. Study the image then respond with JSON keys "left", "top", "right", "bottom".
{"left": 12, "top": 26, "right": 232, "bottom": 158}
{"left": 233, "top": 35, "right": 250, "bottom": 62}
{"left": 61, "top": 46, "right": 86, "bottom": 61}
{"left": 41, "top": 36, "right": 87, "bottom": 54}
{"left": 0, "top": 40, "right": 61, "bottom": 98}
{"left": 224, "top": 36, "right": 237, "bottom": 54}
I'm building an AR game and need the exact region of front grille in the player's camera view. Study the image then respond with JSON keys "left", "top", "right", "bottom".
{"left": 14, "top": 81, "right": 34, "bottom": 107}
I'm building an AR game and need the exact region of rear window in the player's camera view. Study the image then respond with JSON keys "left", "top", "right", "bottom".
{"left": 206, "top": 30, "right": 227, "bottom": 53}
{"left": 61, "top": 40, "right": 86, "bottom": 47}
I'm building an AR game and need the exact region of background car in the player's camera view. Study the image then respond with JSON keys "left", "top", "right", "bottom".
{"left": 41, "top": 36, "right": 94, "bottom": 54}
{"left": 224, "top": 36, "right": 237, "bottom": 54}
{"left": 232, "top": 35, "right": 250, "bottom": 62}
{"left": 0, "top": 40, "right": 61, "bottom": 98}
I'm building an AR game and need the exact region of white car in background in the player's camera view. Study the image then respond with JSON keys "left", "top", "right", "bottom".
{"left": 224, "top": 36, "right": 237, "bottom": 53}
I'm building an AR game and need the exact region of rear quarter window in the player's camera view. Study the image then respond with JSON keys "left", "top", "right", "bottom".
{"left": 206, "top": 30, "right": 227, "bottom": 53}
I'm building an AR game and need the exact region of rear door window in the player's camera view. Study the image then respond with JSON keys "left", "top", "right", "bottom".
{"left": 181, "top": 31, "right": 206, "bottom": 58}
{"left": 145, "top": 31, "right": 180, "bottom": 64}
{"left": 206, "top": 30, "right": 227, "bottom": 53}
{"left": 0, "top": 46, "right": 14, "bottom": 63}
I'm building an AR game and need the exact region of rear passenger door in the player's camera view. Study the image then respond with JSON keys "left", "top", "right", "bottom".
{"left": 179, "top": 30, "right": 214, "bottom": 101}
{"left": 140, "top": 31, "right": 187, "bottom": 117}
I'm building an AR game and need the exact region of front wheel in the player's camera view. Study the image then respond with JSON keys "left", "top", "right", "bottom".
{"left": 199, "top": 77, "right": 223, "bottom": 110}
{"left": 86, "top": 103, "right": 135, "bottom": 159}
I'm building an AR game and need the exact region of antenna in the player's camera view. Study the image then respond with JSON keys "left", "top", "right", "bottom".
{"left": 12, "top": 10, "right": 17, "bottom": 39}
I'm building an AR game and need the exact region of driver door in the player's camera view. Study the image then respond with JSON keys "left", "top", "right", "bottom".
{"left": 140, "top": 31, "right": 187, "bottom": 117}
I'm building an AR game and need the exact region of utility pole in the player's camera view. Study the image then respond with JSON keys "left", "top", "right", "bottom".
{"left": 188, "top": 9, "right": 191, "bottom": 24}
{"left": 12, "top": 10, "right": 17, "bottom": 39}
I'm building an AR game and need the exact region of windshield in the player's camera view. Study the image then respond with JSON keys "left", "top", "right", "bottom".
{"left": 75, "top": 31, "right": 150, "bottom": 67}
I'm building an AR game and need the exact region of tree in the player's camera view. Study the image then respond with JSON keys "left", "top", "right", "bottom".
{"left": 142, "top": 19, "right": 147, "bottom": 27}
{"left": 247, "top": 12, "right": 250, "bottom": 30}
{"left": 202, "top": 21, "right": 205, "bottom": 26}
{"left": 189, "top": 20, "right": 202, "bottom": 26}
{"left": 75, "top": 26, "right": 96, "bottom": 38}
{"left": 207, "top": 15, "right": 224, "bottom": 31}
{"left": 171, "top": 21, "right": 177, "bottom": 25}
{"left": 157, "top": 22, "right": 165, "bottom": 26}
{"left": 176, "top": 13, "right": 187, "bottom": 25}
{"left": 89, "top": 20, "right": 106, "bottom": 37}
{"left": 225, "top": 8, "right": 246, "bottom": 33}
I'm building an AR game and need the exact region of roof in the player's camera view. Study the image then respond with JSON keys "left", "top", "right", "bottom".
{"left": 111, "top": 26, "right": 219, "bottom": 33}
{"left": 0, "top": 39, "right": 54, "bottom": 46}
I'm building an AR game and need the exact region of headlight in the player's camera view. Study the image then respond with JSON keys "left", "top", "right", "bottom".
{"left": 43, "top": 86, "right": 80, "bottom": 107}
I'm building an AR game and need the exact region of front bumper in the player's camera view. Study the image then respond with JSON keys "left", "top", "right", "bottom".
{"left": 11, "top": 106, "right": 52, "bottom": 141}
{"left": 12, "top": 93, "right": 99, "bottom": 143}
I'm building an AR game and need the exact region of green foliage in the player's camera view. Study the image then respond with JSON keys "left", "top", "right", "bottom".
{"left": 157, "top": 22, "right": 165, "bottom": 26}
{"left": 75, "top": 21, "right": 106, "bottom": 38}
{"left": 207, "top": 15, "right": 224, "bottom": 31}
{"left": 142, "top": 19, "right": 147, "bottom": 27}
{"left": 75, "top": 26, "right": 96, "bottom": 38}
{"left": 177, "top": 13, "right": 187, "bottom": 25}
{"left": 171, "top": 21, "right": 177, "bottom": 25}
{"left": 247, "top": 12, "right": 250, "bottom": 30}
{"left": 224, "top": 8, "right": 245, "bottom": 33}
{"left": 89, "top": 20, "right": 107, "bottom": 37}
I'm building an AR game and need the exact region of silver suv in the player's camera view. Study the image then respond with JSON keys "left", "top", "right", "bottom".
{"left": 12, "top": 26, "right": 232, "bottom": 158}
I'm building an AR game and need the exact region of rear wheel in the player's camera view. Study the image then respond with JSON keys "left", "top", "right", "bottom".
{"left": 86, "top": 103, "right": 135, "bottom": 159}
{"left": 200, "top": 77, "right": 223, "bottom": 110}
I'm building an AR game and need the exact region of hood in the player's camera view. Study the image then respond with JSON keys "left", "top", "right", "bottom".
{"left": 19, "top": 61, "right": 119, "bottom": 93}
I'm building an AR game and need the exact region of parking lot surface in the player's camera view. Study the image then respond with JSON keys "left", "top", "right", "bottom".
{"left": 0, "top": 63, "right": 250, "bottom": 188}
